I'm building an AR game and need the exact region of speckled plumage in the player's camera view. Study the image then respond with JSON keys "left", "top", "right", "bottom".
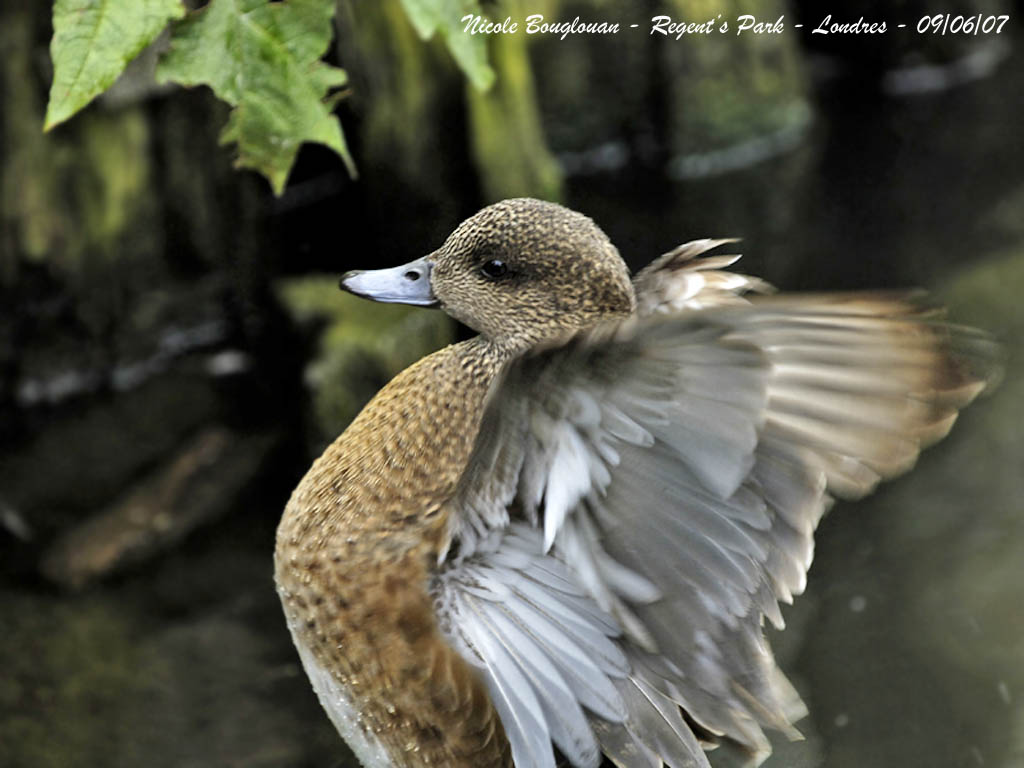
{"left": 277, "top": 339, "right": 514, "bottom": 766}
{"left": 275, "top": 198, "right": 998, "bottom": 768}
{"left": 276, "top": 200, "right": 636, "bottom": 767}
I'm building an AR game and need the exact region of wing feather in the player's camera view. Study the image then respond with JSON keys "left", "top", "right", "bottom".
{"left": 433, "top": 526, "right": 632, "bottom": 768}
{"left": 481, "top": 601, "right": 600, "bottom": 765}
{"left": 457, "top": 597, "right": 554, "bottom": 768}
{"left": 438, "top": 242, "right": 999, "bottom": 766}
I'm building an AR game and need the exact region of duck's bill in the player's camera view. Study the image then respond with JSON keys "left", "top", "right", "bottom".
{"left": 339, "top": 258, "right": 438, "bottom": 307}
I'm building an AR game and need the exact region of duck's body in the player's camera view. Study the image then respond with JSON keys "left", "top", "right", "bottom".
{"left": 277, "top": 338, "right": 513, "bottom": 766}
{"left": 275, "top": 199, "right": 997, "bottom": 768}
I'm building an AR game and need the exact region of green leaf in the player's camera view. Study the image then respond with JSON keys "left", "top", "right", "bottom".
{"left": 156, "top": 0, "right": 354, "bottom": 195}
{"left": 45, "top": 0, "right": 186, "bottom": 130}
{"left": 397, "top": 0, "right": 494, "bottom": 91}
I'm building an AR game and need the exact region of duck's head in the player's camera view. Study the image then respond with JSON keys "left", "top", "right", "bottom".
{"left": 341, "top": 198, "right": 636, "bottom": 347}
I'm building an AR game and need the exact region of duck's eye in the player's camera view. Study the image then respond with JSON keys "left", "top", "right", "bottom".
{"left": 479, "top": 259, "right": 509, "bottom": 281}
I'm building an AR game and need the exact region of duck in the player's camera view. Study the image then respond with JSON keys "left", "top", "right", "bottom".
{"left": 274, "top": 197, "right": 997, "bottom": 768}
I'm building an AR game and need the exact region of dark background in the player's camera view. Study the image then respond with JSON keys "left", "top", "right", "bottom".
{"left": 1, "top": 1, "right": 1022, "bottom": 766}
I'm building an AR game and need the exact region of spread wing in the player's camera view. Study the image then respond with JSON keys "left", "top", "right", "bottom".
{"left": 430, "top": 242, "right": 998, "bottom": 768}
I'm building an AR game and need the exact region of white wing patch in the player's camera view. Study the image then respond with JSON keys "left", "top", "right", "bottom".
{"left": 432, "top": 525, "right": 630, "bottom": 768}
{"left": 530, "top": 406, "right": 611, "bottom": 551}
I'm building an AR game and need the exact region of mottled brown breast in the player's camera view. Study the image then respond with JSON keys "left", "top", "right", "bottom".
{"left": 275, "top": 338, "right": 513, "bottom": 767}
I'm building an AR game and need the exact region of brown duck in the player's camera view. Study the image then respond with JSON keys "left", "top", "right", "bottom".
{"left": 275, "top": 198, "right": 996, "bottom": 768}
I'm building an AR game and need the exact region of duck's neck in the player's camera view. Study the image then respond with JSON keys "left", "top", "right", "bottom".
{"left": 279, "top": 335, "right": 512, "bottom": 560}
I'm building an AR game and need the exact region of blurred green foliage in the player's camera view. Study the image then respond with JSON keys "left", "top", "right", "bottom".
{"left": 398, "top": 0, "right": 495, "bottom": 89}
{"left": 155, "top": 0, "right": 354, "bottom": 194}
{"left": 45, "top": 0, "right": 185, "bottom": 130}
{"left": 44, "top": 0, "right": 493, "bottom": 195}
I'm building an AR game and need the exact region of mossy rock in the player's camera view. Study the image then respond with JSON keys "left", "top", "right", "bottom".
{"left": 0, "top": 583, "right": 345, "bottom": 768}
{"left": 0, "top": 591, "right": 162, "bottom": 768}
